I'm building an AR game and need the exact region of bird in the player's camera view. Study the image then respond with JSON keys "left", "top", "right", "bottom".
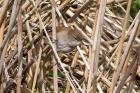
{"left": 55, "top": 25, "right": 88, "bottom": 53}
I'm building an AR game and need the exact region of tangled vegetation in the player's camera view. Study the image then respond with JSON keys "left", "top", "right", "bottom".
{"left": 0, "top": 0, "right": 140, "bottom": 93}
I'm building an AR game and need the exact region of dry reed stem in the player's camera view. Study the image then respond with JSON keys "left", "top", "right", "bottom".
{"left": 87, "top": 0, "right": 106, "bottom": 93}
{"left": 50, "top": 0, "right": 58, "bottom": 92}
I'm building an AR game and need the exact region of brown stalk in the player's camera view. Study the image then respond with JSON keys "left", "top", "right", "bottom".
{"left": 16, "top": 8, "right": 23, "bottom": 93}
{"left": 0, "top": 20, "right": 5, "bottom": 47}
{"left": 68, "top": 0, "right": 93, "bottom": 23}
{"left": 0, "top": 0, "right": 9, "bottom": 27}
{"left": 87, "top": 2, "right": 99, "bottom": 93}
{"left": 0, "top": 0, "right": 22, "bottom": 76}
{"left": 50, "top": 0, "right": 58, "bottom": 93}
{"left": 109, "top": 0, "right": 132, "bottom": 92}
{"left": 59, "top": 0, "right": 71, "bottom": 10}
{"left": 115, "top": 48, "right": 140, "bottom": 93}
{"left": 0, "top": 0, "right": 22, "bottom": 54}
{"left": 87, "top": 0, "right": 106, "bottom": 93}
{"left": 31, "top": 46, "right": 42, "bottom": 93}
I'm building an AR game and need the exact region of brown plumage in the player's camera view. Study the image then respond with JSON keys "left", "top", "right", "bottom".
{"left": 56, "top": 26, "right": 84, "bottom": 52}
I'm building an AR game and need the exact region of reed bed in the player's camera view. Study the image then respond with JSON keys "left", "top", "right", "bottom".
{"left": 0, "top": 0, "right": 140, "bottom": 93}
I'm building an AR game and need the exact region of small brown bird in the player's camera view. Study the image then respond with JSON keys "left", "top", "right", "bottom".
{"left": 55, "top": 25, "right": 87, "bottom": 53}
